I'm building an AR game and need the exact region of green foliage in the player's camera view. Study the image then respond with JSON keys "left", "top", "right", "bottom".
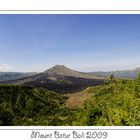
{"left": 73, "top": 76, "right": 140, "bottom": 126}
{"left": 0, "top": 74, "right": 140, "bottom": 126}
{"left": 0, "top": 85, "right": 70, "bottom": 126}
{"left": 137, "top": 73, "right": 140, "bottom": 82}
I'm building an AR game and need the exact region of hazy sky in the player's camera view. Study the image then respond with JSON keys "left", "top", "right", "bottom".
{"left": 0, "top": 14, "right": 140, "bottom": 72}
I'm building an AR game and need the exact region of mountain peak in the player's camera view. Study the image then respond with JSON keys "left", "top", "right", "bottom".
{"left": 44, "top": 65, "right": 97, "bottom": 79}
{"left": 46, "top": 65, "right": 69, "bottom": 72}
{"left": 52, "top": 65, "right": 67, "bottom": 69}
{"left": 45, "top": 65, "right": 73, "bottom": 75}
{"left": 45, "top": 64, "right": 83, "bottom": 77}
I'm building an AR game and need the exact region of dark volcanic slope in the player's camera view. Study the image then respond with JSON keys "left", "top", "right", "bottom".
{"left": 1, "top": 65, "right": 104, "bottom": 93}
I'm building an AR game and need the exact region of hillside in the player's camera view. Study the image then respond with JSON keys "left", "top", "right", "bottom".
{"left": 69, "top": 75, "right": 140, "bottom": 126}
{"left": 0, "top": 85, "right": 69, "bottom": 125}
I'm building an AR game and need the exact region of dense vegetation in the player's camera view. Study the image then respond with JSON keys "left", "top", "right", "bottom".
{"left": 0, "top": 85, "right": 71, "bottom": 125}
{"left": 72, "top": 75, "right": 140, "bottom": 126}
{"left": 0, "top": 74, "right": 140, "bottom": 126}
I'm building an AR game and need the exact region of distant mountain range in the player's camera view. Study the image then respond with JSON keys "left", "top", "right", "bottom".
{"left": 89, "top": 67, "right": 140, "bottom": 78}
{"left": 0, "top": 72, "right": 37, "bottom": 82}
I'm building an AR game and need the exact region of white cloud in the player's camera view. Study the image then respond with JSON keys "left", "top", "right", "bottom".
{"left": 0, "top": 64, "right": 12, "bottom": 71}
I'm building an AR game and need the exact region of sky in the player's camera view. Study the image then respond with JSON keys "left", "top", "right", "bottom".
{"left": 0, "top": 14, "right": 140, "bottom": 72}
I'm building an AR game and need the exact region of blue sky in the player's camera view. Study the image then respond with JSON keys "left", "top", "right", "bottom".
{"left": 0, "top": 14, "right": 140, "bottom": 72}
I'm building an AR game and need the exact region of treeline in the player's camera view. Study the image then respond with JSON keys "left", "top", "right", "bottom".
{"left": 0, "top": 74, "right": 140, "bottom": 126}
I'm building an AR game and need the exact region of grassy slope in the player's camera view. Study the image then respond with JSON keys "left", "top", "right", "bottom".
{"left": 65, "top": 90, "right": 91, "bottom": 109}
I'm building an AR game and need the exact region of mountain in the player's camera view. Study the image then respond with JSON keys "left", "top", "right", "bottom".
{"left": 89, "top": 67, "right": 140, "bottom": 78}
{"left": 45, "top": 65, "right": 99, "bottom": 78}
{"left": 0, "top": 72, "right": 37, "bottom": 82}
{"left": 46, "top": 65, "right": 85, "bottom": 77}
{"left": 0, "top": 65, "right": 104, "bottom": 93}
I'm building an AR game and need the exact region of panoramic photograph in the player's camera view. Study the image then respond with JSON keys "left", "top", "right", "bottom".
{"left": 0, "top": 14, "right": 140, "bottom": 126}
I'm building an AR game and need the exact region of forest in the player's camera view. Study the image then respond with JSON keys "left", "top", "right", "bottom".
{"left": 0, "top": 74, "right": 140, "bottom": 126}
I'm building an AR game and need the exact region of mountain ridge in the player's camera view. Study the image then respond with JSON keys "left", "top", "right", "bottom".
{"left": 90, "top": 67, "right": 140, "bottom": 78}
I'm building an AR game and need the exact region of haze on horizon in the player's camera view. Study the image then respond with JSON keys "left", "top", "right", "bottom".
{"left": 0, "top": 14, "right": 140, "bottom": 72}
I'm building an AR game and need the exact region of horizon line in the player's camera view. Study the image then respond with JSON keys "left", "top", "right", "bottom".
{"left": 0, "top": 65, "right": 139, "bottom": 73}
